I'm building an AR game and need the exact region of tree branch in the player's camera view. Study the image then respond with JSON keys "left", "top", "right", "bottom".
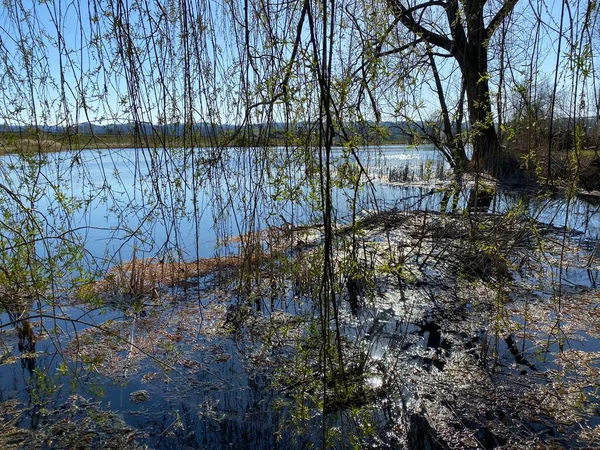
{"left": 485, "top": 0, "right": 518, "bottom": 39}
{"left": 376, "top": 39, "right": 423, "bottom": 57}
{"left": 403, "top": 1, "right": 448, "bottom": 16}
{"left": 445, "top": 0, "right": 468, "bottom": 55}
{"left": 281, "top": 0, "right": 309, "bottom": 98}
{"left": 386, "top": 0, "right": 454, "bottom": 52}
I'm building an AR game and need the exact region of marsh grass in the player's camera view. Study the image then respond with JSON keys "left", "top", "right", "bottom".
{"left": 84, "top": 255, "right": 241, "bottom": 299}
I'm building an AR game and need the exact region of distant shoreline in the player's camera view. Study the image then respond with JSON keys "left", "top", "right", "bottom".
{"left": 0, "top": 131, "right": 414, "bottom": 154}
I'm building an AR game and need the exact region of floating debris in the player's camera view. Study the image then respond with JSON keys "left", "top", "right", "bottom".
{"left": 129, "top": 390, "right": 150, "bottom": 403}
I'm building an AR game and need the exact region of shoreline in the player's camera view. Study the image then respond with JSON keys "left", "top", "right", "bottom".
{"left": 0, "top": 131, "right": 412, "bottom": 155}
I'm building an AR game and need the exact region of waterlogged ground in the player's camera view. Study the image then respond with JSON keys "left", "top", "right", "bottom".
{"left": 1, "top": 145, "right": 600, "bottom": 448}
{"left": 2, "top": 201, "right": 600, "bottom": 448}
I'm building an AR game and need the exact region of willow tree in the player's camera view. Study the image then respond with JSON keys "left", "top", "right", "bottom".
{"left": 386, "top": 0, "right": 519, "bottom": 176}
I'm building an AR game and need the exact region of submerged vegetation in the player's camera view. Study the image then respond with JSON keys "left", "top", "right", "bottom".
{"left": 0, "top": 0, "right": 599, "bottom": 449}
{"left": 3, "top": 200, "right": 600, "bottom": 448}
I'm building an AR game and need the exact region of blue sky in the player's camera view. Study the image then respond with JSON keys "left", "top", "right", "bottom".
{"left": 0, "top": 0, "right": 596, "bottom": 128}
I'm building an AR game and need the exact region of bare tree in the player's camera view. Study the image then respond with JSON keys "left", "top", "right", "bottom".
{"left": 385, "top": 0, "right": 519, "bottom": 176}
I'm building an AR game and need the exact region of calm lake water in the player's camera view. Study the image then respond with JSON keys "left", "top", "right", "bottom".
{"left": 0, "top": 145, "right": 599, "bottom": 448}
{"left": 2, "top": 144, "right": 598, "bottom": 265}
{"left": 0, "top": 145, "right": 450, "bottom": 265}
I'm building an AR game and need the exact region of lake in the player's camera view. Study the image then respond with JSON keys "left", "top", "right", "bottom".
{"left": 0, "top": 144, "right": 599, "bottom": 449}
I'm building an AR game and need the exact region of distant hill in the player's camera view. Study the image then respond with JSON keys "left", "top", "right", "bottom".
{"left": 0, "top": 120, "right": 410, "bottom": 137}
{"left": 1, "top": 116, "right": 597, "bottom": 139}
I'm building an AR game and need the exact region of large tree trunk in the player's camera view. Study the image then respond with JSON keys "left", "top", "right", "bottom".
{"left": 464, "top": 65, "right": 519, "bottom": 178}
{"left": 453, "top": 0, "right": 516, "bottom": 178}
{"left": 389, "top": 0, "right": 520, "bottom": 178}
{"left": 463, "top": 55, "right": 502, "bottom": 175}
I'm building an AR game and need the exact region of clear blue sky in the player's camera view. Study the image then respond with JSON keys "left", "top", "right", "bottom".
{"left": 0, "top": 0, "right": 595, "bottom": 128}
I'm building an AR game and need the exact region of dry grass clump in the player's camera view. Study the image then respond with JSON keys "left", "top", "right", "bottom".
{"left": 0, "top": 138, "right": 62, "bottom": 154}
{"left": 84, "top": 224, "right": 320, "bottom": 300}
{"left": 84, "top": 255, "right": 241, "bottom": 299}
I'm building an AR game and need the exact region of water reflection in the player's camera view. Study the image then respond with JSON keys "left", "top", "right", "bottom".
{"left": 1, "top": 144, "right": 600, "bottom": 448}
{"left": 1, "top": 145, "right": 598, "bottom": 262}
